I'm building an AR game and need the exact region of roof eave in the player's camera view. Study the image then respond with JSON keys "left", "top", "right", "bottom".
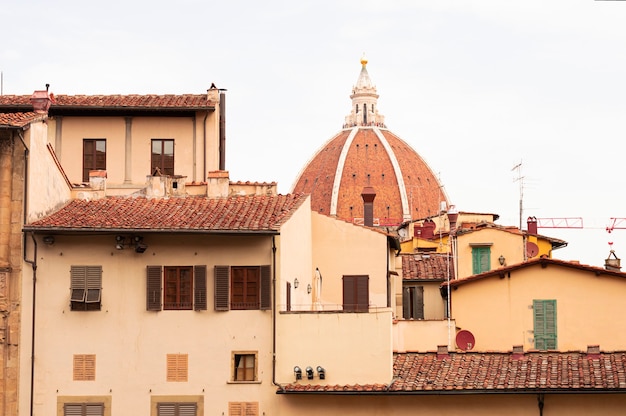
{"left": 22, "top": 227, "right": 280, "bottom": 235}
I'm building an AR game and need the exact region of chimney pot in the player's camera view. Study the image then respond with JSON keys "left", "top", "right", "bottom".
{"left": 30, "top": 90, "right": 52, "bottom": 114}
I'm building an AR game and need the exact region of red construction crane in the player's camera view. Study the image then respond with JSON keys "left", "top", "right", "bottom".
{"left": 528, "top": 217, "right": 584, "bottom": 229}
{"left": 606, "top": 218, "right": 626, "bottom": 233}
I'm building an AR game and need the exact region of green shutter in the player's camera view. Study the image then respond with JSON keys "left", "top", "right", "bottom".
{"left": 534, "top": 299, "right": 557, "bottom": 350}
{"left": 472, "top": 247, "right": 491, "bottom": 274}
{"left": 194, "top": 265, "right": 207, "bottom": 311}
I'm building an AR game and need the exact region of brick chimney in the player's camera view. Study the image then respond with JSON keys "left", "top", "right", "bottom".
{"left": 207, "top": 170, "right": 230, "bottom": 197}
{"left": 527, "top": 216, "right": 538, "bottom": 235}
{"left": 361, "top": 186, "right": 376, "bottom": 227}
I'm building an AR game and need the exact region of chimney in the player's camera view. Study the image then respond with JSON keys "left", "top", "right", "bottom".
{"left": 586, "top": 345, "right": 601, "bottom": 360}
{"left": 448, "top": 205, "right": 459, "bottom": 234}
{"left": 207, "top": 170, "right": 230, "bottom": 197}
{"left": 527, "top": 216, "right": 538, "bottom": 235}
{"left": 361, "top": 186, "right": 376, "bottom": 227}
{"left": 30, "top": 85, "right": 52, "bottom": 114}
{"left": 511, "top": 345, "right": 524, "bottom": 360}
{"left": 436, "top": 345, "right": 449, "bottom": 360}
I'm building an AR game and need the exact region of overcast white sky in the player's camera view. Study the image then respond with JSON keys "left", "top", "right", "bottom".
{"left": 2, "top": 0, "right": 625, "bottom": 267}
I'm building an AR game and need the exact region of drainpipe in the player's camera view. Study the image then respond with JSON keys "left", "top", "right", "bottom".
{"left": 537, "top": 393, "right": 544, "bottom": 416}
{"left": 271, "top": 236, "right": 278, "bottom": 386}
{"left": 202, "top": 112, "right": 208, "bottom": 182}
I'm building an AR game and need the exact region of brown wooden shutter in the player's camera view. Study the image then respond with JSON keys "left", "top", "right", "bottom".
{"left": 214, "top": 265, "right": 230, "bottom": 311}
{"left": 70, "top": 266, "right": 87, "bottom": 302}
{"left": 229, "top": 402, "right": 258, "bottom": 416}
{"left": 343, "top": 276, "right": 355, "bottom": 311}
{"left": 194, "top": 265, "right": 207, "bottom": 311}
{"left": 147, "top": 266, "right": 162, "bottom": 311}
{"left": 343, "top": 275, "right": 369, "bottom": 312}
{"left": 260, "top": 265, "right": 271, "bottom": 310}
{"left": 166, "top": 353, "right": 188, "bottom": 382}
{"left": 356, "top": 275, "right": 369, "bottom": 312}
{"left": 73, "top": 354, "right": 96, "bottom": 381}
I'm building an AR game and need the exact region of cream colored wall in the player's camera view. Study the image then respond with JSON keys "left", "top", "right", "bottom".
{"left": 311, "top": 212, "right": 389, "bottom": 310}
{"left": 456, "top": 228, "right": 524, "bottom": 279}
{"left": 275, "top": 197, "right": 313, "bottom": 311}
{"left": 276, "top": 310, "right": 393, "bottom": 385}
{"left": 24, "top": 233, "right": 279, "bottom": 416}
{"left": 26, "top": 121, "right": 72, "bottom": 221}
{"left": 275, "top": 393, "right": 626, "bottom": 416}
{"left": 393, "top": 319, "right": 454, "bottom": 352}
{"left": 47, "top": 110, "right": 220, "bottom": 189}
{"left": 451, "top": 264, "right": 626, "bottom": 351}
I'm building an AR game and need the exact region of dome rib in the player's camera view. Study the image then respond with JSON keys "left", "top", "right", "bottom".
{"left": 330, "top": 127, "right": 360, "bottom": 217}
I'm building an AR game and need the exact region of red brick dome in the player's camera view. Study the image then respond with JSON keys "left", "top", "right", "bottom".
{"left": 291, "top": 57, "right": 448, "bottom": 226}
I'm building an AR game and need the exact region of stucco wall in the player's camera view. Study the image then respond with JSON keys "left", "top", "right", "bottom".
{"left": 456, "top": 228, "right": 525, "bottom": 279}
{"left": 451, "top": 263, "right": 626, "bottom": 351}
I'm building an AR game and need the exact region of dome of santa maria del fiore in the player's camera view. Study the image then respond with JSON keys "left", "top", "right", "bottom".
{"left": 291, "top": 56, "right": 449, "bottom": 226}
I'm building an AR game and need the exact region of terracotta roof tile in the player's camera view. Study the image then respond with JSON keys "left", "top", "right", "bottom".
{"left": 0, "top": 94, "right": 216, "bottom": 110}
{"left": 277, "top": 351, "right": 626, "bottom": 394}
{"left": 402, "top": 253, "right": 453, "bottom": 281}
{"left": 23, "top": 194, "right": 306, "bottom": 233}
{"left": 0, "top": 112, "right": 45, "bottom": 128}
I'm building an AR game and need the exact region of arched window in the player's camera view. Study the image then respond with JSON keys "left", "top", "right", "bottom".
{"left": 356, "top": 104, "right": 359, "bottom": 113}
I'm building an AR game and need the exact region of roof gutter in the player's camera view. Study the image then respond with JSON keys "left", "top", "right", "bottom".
{"left": 20, "top": 228, "right": 281, "bottom": 236}
{"left": 276, "top": 388, "right": 626, "bottom": 396}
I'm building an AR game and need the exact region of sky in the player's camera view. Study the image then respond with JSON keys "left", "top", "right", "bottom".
{"left": 2, "top": 0, "right": 625, "bottom": 267}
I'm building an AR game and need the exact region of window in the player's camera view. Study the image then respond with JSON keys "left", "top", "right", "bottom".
{"left": 228, "top": 402, "right": 258, "bottom": 416}
{"left": 402, "top": 284, "right": 424, "bottom": 319}
{"left": 286, "top": 281, "right": 291, "bottom": 312}
{"left": 82, "top": 139, "right": 106, "bottom": 182}
{"left": 70, "top": 266, "right": 102, "bottom": 311}
{"left": 146, "top": 266, "right": 207, "bottom": 311}
{"left": 342, "top": 275, "right": 369, "bottom": 312}
{"left": 73, "top": 354, "right": 96, "bottom": 381}
{"left": 166, "top": 354, "right": 188, "bottom": 382}
{"left": 233, "top": 352, "right": 257, "bottom": 382}
{"left": 472, "top": 246, "right": 491, "bottom": 274}
{"left": 165, "top": 267, "right": 193, "bottom": 310}
{"left": 151, "top": 139, "right": 174, "bottom": 176}
{"left": 534, "top": 299, "right": 557, "bottom": 350}
{"left": 64, "top": 403, "right": 104, "bottom": 416}
{"left": 157, "top": 403, "right": 197, "bottom": 416}
{"left": 214, "top": 265, "right": 271, "bottom": 311}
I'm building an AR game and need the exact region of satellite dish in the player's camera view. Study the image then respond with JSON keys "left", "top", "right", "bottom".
{"left": 526, "top": 241, "right": 539, "bottom": 258}
{"left": 456, "top": 329, "right": 475, "bottom": 351}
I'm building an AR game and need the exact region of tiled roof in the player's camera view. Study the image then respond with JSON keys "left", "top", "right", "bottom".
{"left": 0, "top": 112, "right": 45, "bottom": 128}
{"left": 23, "top": 194, "right": 306, "bottom": 233}
{"left": 278, "top": 350, "right": 626, "bottom": 394}
{"left": 0, "top": 94, "right": 216, "bottom": 110}
{"left": 446, "top": 256, "right": 626, "bottom": 288}
{"left": 402, "top": 253, "right": 453, "bottom": 281}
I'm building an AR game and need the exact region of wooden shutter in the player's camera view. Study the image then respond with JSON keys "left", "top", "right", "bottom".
{"left": 472, "top": 247, "right": 491, "bottom": 274}
{"left": 229, "top": 402, "right": 258, "bottom": 416}
{"left": 343, "top": 275, "right": 369, "bottom": 312}
{"left": 178, "top": 403, "right": 197, "bottom": 416}
{"left": 355, "top": 275, "right": 369, "bottom": 312}
{"left": 260, "top": 265, "right": 271, "bottom": 310}
{"left": 73, "top": 354, "right": 96, "bottom": 381}
{"left": 85, "top": 266, "right": 102, "bottom": 303}
{"left": 534, "top": 299, "right": 557, "bottom": 350}
{"left": 215, "top": 265, "right": 230, "bottom": 311}
{"left": 70, "top": 266, "right": 87, "bottom": 302}
{"left": 194, "top": 265, "right": 207, "bottom": 311}
{"left": 64, "top": 403, "right": 104, "bottom": 416}
{"left": 158, "top": 403, "right": 196, "bottom": 416}
{"left": 147, "top": 266, "right": 163, "bottom": 311}
{"left": 85, "top": 404, "right": 104, "bottom": 416}
{"left": 166, "top": 353, "right": 188, "bottom": 382}
{"left": 402, "top": 286, "right": 410, "bottom": 318}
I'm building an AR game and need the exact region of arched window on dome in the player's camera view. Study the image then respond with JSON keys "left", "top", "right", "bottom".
{"left": 371, "top": 104, "right": 374, "bottom": 113}
{"left": 356, "top": 104, "right": 359, "bottom": 113}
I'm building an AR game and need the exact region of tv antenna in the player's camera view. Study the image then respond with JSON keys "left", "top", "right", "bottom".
{"left": 512, "top": 161, "right": 524, "bottom": 229}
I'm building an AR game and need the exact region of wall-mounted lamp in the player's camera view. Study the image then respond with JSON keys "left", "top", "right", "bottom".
{"left": 316, "top": 366, "right": 325, "bottom": 380}
{"left": 498, "top": 255, "right": 506, "bottom": 266}
{"left": 115, "top": 235, "right": 125, "bottom": 250}
{"left": 294, "top": 278, "right": 299, "bottom": 289}
{"left": 305, "top": 366, "right": 314, "bottom": 380}
{"left": 294, "top": 366, "right": 302, "bottom": 380}
{"left": 43, "top": 235, "right": 55, "bottom": 245}
{"left": 307, "top": 284, "right": 312, "bottom": 294}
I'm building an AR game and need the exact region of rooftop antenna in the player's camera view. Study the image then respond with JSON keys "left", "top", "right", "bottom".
{"left": 512, "top": 161, "right": 524, "bottom": 229}
{"left": 1, "top": 71, "right": 3, "bottom": 95}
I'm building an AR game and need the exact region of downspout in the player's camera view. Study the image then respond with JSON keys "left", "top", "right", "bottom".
{"left": 271, "top": 236, "right": 278, "bottom": 386}
{"left": 537, "top": 393, "right": 544, "bottom": 416}
{"left": 202, "top": 111, "right": 208, "bottom": 182}
{"left": 219, "top": 92, "right": 226, "bottom": 171}
{"left": 17, "top": 130, "right": 37, "bottom": 416}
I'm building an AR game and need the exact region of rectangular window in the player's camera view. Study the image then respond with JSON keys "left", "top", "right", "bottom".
{"left": 64, "top": 403, "right": 104, "bottom": 416}
{"left": 228, "top": 402, "right": 258, "bottom": 416}
{"left": 70, "top": 266, "right": 102, "bottom": 311}
{"left": 82, "top": 139, "right": 106, "bottom": 182}
{"left": 166, "top": 354, "right": 188, "bottom": 382}
{"left": 233, "top": 352, "right": 257, "bottom": 382}
{"left": 146, "top": 266, "right": 207, "bottom": 311}
{"left": 164, "top": 266, "right": 193, "bottom": 310}
{"left": 214, "top": 265, "right": 271, "bottom": 311}
{"left": 472, "top": 246, "right": 491, "bottom": 274}
{"left": 73, "top": 354, "right": 96, "bottom": 381}
{"left": 402, "top": 284, "right": 424, "bottom": 319}
{"left": 534, "top": 299, "right": 557, "bottom": 350}
{"left": 157, "top": 402, "right": 197, "bottom": 416}
{"left": 151, "top": 139, "right": 174, "bottom": 176}
{"left": 342, "top": 275, "right": 369, "bottom": 312}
